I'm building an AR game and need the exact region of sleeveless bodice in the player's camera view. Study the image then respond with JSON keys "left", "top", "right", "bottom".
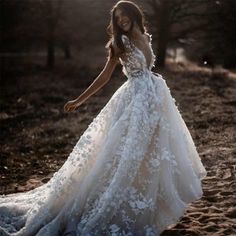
{"left": 119, "top": 34, "right": 156, "bottom": 79}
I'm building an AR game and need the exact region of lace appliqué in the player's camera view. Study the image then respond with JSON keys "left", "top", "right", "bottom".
{"left": 119, "top": 34, "right": 156, "bottom": 79}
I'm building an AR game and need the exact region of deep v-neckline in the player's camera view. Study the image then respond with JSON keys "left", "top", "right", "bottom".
{"left": 130, "top": 35, "right": 153, "bottom": 69}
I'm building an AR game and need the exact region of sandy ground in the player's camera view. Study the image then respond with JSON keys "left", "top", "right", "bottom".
{"left": 0, "top": 62, "right": 236, "bottom": 235}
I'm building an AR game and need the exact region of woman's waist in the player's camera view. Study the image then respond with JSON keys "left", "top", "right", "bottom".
{"left": 125, "top": 68, "right": 163, "bottom": 80}
{"left": 125, "top": 68, "right": 150, "bottom": 78}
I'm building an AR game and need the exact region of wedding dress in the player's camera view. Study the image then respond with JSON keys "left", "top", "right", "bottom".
{"left": 0, "top": 34, "right": 207, "bottom": 236}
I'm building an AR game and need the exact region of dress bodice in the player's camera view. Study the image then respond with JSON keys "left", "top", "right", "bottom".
{"left": 119, "top": 34, "right": 156, "bottom": 79}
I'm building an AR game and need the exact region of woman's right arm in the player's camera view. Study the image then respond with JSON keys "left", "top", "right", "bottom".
{"left": 64, "top": 56, "right": 119, "bottom": 112}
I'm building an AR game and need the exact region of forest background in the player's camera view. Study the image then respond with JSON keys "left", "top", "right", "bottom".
{"left": 0, "top": 0, "right": 236, "bottom": 235}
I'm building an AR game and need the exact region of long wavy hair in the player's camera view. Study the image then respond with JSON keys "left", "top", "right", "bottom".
{"left": 106, "top": 1, "right": 146, "bottom": 59}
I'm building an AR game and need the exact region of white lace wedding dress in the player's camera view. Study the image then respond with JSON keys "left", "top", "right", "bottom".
{"left": 0, "top": 34, "right": 207, "bottom": 236}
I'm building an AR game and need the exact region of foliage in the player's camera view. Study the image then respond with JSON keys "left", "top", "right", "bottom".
{"left": 146, "top": 0, "right": 236, "bottom": 68}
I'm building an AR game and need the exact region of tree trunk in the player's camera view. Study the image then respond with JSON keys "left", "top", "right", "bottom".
{"left": 63, "top": 43, "right": 71, "bottom": 60}
{"left": 47, "top": 37, "right": 55, "bottom": 69}
{"left": 156, "top": 28, "right": 168, "bottom": 68}
{"left": 154, "top": 0, "right": 171, "bottom": 68}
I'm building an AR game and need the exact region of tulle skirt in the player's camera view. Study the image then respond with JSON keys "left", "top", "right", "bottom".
{"left": 0, "top": 71, "right": 206, "bottom": 236}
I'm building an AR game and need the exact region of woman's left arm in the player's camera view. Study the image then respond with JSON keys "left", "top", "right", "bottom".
{"left": 64, "top": 57, "right": 119, "bottom": 112}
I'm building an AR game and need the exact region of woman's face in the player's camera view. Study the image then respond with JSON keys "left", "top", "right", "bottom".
{"left": 114, "top": 8, "right": 132, "bottom": 32}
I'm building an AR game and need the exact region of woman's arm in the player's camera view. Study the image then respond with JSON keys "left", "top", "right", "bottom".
{"left": 64, "top": 57, "right": 119, "bottom": 112}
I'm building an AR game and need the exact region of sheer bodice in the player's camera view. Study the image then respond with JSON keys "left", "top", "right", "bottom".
{"left": 119, "top": 34, "right": 156, "bottom": 79}
{"left": 0, "top": 33, "right": 206, "bottom": 236}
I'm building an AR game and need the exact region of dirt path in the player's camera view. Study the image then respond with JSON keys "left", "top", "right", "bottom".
{"left": 0, "top": 63, "right": 236, "bottom": 235}
{"left": 161, "top": 65, "right": 236, "bottom": 235}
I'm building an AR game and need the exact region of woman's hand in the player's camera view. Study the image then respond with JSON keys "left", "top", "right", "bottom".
{"left": 64, "top": 100, "right": 80, "bottom": 112}
{"left": 64, "top": 57, "right": 118, "bottom": 113}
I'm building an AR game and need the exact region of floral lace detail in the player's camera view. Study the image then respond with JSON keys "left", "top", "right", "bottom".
{"left": 119, "top": 34, "right": 156, "bottom": 79}
{"left": 0, "top": 32, "right": 206, "bottom": 236}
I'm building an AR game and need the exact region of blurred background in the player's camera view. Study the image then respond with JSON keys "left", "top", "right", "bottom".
{"left": 1, "top": 0, "right": 236, "bottom": 74}
{"left": 0, "top": 1, "right": 236, "bottom": 234}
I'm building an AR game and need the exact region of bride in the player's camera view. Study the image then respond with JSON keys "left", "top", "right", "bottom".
{"left": 0, "top": 1, "right": 207, "bottom": 235}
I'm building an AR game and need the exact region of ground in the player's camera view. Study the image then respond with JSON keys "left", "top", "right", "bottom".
{"left": 0, "top": 61, "right": 235, "bottom": 235}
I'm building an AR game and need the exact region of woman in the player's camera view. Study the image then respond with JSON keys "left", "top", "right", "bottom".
{"left": 0, "top": 1, "right": 207, "bottom": 235}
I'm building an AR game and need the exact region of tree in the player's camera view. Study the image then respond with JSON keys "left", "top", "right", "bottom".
{"left": 36, "top": 0, "right": 64, "bottom": 69}
{"left": 146, "top": 0, "right": 236, "bottom": 68}
{"left": 204, "top": 0, "right": 236, "bottom": 68}
{"left": 146, "top": 0, "right": 213, "bottom": 67}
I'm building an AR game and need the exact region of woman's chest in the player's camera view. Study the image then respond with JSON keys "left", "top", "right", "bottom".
{"left": 131, "top": 38, "right": 153, "bottom": 69}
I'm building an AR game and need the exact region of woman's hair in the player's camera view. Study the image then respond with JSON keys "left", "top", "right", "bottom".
{"left": 106, "top": 0, "right": 146, "bottom": 59}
